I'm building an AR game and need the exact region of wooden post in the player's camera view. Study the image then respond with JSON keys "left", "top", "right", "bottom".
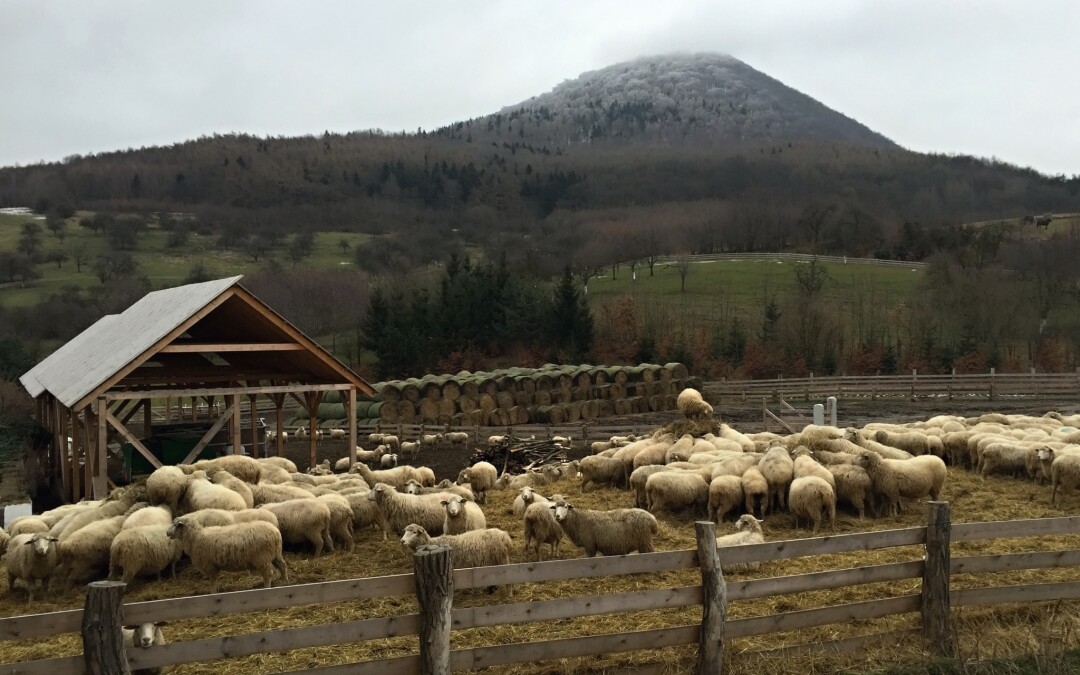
{"left": 164, "top": 396, "right": 171, "bottom": 423}
{"left": 348, "top": 387, "right": 357, "bottom": 466}
{"left": 306, "top": 391, "right": 323, "bottom": 471}
{"left": 230, "top": 393, "right": 242, "bottom": 454}
{"left": 82, "top": 580, "right": 130, "bottom": 675}
{"left": 142, "top": 398, "right": 152, "bottom": 439}
{"left": 413, "top": 543, "right": 453, "bottom": 674}
{"left": 95, "top": 399, "right": 108, "bottom": 498}
{"left": 694, "top": 521, "right": 726, "bottom": 675}
{"left": 989, "top": 367, "right": 996, "bottom": 401}
{"left": 922, "top": 501, "right": 954, "bottom": 656}
{"left": 248, "top": 395, "right": 260, "bottom": 459}
{"left": 190, "top": 396, "right": 197, "bottom": 423}
{"left": 273, "top": 394, "right": 285, "bottom": 457}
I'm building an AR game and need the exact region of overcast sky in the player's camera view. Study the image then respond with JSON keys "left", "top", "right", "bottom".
{"left": 2, "top": 1, "right": 1077, "bottom": 175}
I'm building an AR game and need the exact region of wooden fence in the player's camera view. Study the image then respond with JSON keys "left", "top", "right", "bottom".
{"left": 642, "top": 252, "right": 928, "bottom": 269}
{"left": 3, "top": 505, "right": 1080, "bottom": 673}
{"left": 707, "top": 370, "right": 1080, "bottom": 404}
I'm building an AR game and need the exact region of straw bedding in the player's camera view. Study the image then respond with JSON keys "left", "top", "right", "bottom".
{"left": 3, "top": 427, "right": 1080, "bottom": 673}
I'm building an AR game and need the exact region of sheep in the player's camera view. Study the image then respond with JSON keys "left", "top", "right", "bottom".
{"left": 456, "top": 461, "right": 499, "bottom": 504}
{"left": 146, "top": 466, "right": 187, "bottom": 512}
{"left": 714, "top": 515, "right": 766, "bottom": 572}
{"left": 350, "top": 462, "right": 424, "bottom": 489}
{"left": 757, "top": 445, "right": 794, "bottom": 514}
{"left": 708, "top": 475, "right": 744, "bottom": 523}
{"left": 590, "top": 441, "right": 614, "bottom": 453}
{"left": 741, "top": 467, "right": 769, "bottom": 518}
{"left": 182, "top": 508, "right": 279, "bottom": 529}
{"left": 853, "top": 451, "right": 947, "bottom": 517}
{"left": 258, "top": 499, "right": 333, "bottom": 556}
{"left": 610, "top": 434, "right": 637, "bottom": 446}
{"left": 827, "top": 464, "right": 874, "bottom": 520}
{"left": 1052, "top": 454, "right": 1080, "bottom": 507}
{"left": 399, "top": 442, "right": 419, "bottom": 460}
{"left": 380, "top": 453, "right": 399, "bottom": 469}
{"left": 122, "top": 622, "right": 166, "bottom": 675}
{"left": 9, "top": 517, "right": 50, "bottom": 536}
{"left": 420, "top": 433, "right": 443, "bottom": 447}
{"left": 402, "top": 479, "right": 475, "bottom": 501}
{"left": 559, "top": 460, "right": 580, "bottom": 481}
{"left": 415, "top": 466, "right": 437, "bottom": 487}
{"left": 508, "top": 465, "right": 562, "bottom": 490}
{"left": 316, "top": 494, "right": 356, "bottom": 551}
{"left": 295, "top": 426, "right": 309, "bottom": 439}
{"left": 645, "top": 472, "right": 709, "bottom": 517}
{"left": 676, "top": 388, "right": 713, "bottom": 419}
{"left": 630, "top": 465, "right": 674, "bottom": 509}
{"left": 844, "top": 428, "right": 914, "bottom": 460}
{"left": 710, "top": 454, "right": 763, "bottom": 479}
{"left": 54, "top": 488, "right": 142, "bottom": 540}
{"left": 258, "top": 464, "right": 293, "bottom": 484}
{"left": 381, "top": 435, "right": 400, "bottom": 451}
{"left": 664, "top": 435, "right": 697, "bottom": 464}
{"left": 979, "top": 443, "right": 1030, "bottom": 479}
{"left": 399, "top": 524, "right": 513, "bottom": 573}
{"left": 512, "top": 486, "right": 549, "bottom": 517}
{"left": 122, "top": 506, "right": 173, "bottom": 530}
{"left": 6, "top": 533, "right": 60, "bottom": 602}
{"left": 184, "top": 470, "right": 248, "bottom": 512}
{"left": 366, "top": 483, "right": 446, "bottom": 538}
{"left": 329, "top": 428, "right": 346, "bottom": 440}
{"left": 491, "top": 473, "right": 513, "bottom": 491}
{"left": 0, "top": 526, "right": 8, "bottom": 556}
{"left": 629, "top": 439, "right": 674, "bottom": 471}
{"left": 368, "top": 433, "right": 386, "bottom": 444}
{"left": 793, "top": 453, "right": 836, "bottom": 488}
{"left": 108, "top": 525, "right": 183, "bottom": 584}
{"left": 251, "top": 483, "right": 316, "bottom": 505}
{"left": 211, "top": 471, "right": 255, "bottom": 508}
{"left": 489, "top": 435, "right": 508, "bottom": 445}
{"left": 874, "top": 430, "right": 931, "bottom": 456}
{"left": 345, "top": 490, "right": 386, "bottom": 535}
{"left": 189, "top": 455, "right": 262, "bottom": 483}
{"left": 523, "top": 501, "right": 562, "bottom": 561}
{"left": 789, "top": 476, "right": 836, "bottom": 534}
{"left": 441, "top": 494, "right": 486, "bottom": 534}
{"left": 59, "top": 515, "right": 126, "bottom": 588}
{"left": 548, "top": 497, "right": 658, "bottom": 557}
{"left": 719, "top": 424, "right": 756, "bottom": 453}
{"left": 307, "top": 461, "right": 334, "bottom": 476}
{"left": 167, "top": 517, "right": 288, "bottom": 592}
{"left": 552, "top": 435, "right": 572, "bottom": 447}
{"left": 445, "top": 432, "right": 470, "bottom": 445}
{"left": 578, "top": 455, "right": 627, "bottom": 491}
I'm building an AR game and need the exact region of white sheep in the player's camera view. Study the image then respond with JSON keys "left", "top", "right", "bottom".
{"left": 456, "top": 461, "right": 498, "bottom": 504}
{"left": 714, "top": 514, "right": 766, "bottom": 572}
{"left": 351, "top": 462, "right": 425, "bottom": 489}
{"left": 512, "top": 486, "right": 549, "bottom": 517}
{"left": 792, "top": 452, "right": 837, "bottom": 488}
{"left": 259, "top": 456, "right": 298, "bottom": 473}
{"left": 548, "top": 497, "right": 658, "bottom": 557}
{"left": 757, "top": 445, "right": 794, "bottom": 513}
{"left": 399, "top": 524, "right": 513, "bottom": 578}
{"left": 316, "top": 493, "right": 356, "bottom": 552}
{"left": 740, "top": 467, "right": 769, "bottom": 518}
{"left": 251, "top": 483, "right": 317, "bottom": 505}
{"left": 188, "top": 455, "right": 263, "bottom": 483}
{"left": 401, "top": 479, "right": 474, "bottom": 501}
{"left": 630, "top": 465, "right": 673, "bottom": 509}
{"left": 258, "top": 464, "right": 293, "bottom": 484}
{"left": 853, "top": 451, "right": 946, "bottom": 517}
{"left": 381, "top": 435, "right": 400, "bottom": 451}
{"left": 211, "top": 471, "right": 255, "bottom": 509}
{"left": 874, "top": 430, "right": 930, "bottom": 456}
{"left": 145, "top": 466, "right": 187, "bottom": 513}
{"left": 827, "top": 464, "right": 874, "bottom": 520}
{"left": 844, "top": 428, "right": 914, "bottom": 460}
{"left": 1051, "top": 453, "right": 1080, "bottom": 507}
{"left": 184, "top": 470, "right": 248, "bottom": 512}
{"left": 420, "top": 433, "right": 443, "bottom": 447}
{"left": 523, "top": 500, "right": 562, "bottom": 561}
{"left": 368, "top": 433, "right": 385, "bottom": 444}
{"left": 329, "top": 428, "right": 346, "bottom": 440}
{"left": 167, "top": 517, "right": 288, "bottom": 592}
{"left": 123, "top": 621, "right": 166, "bottom": 675}
{"left": 788, "top": 476, "right": 836, "bottom": 534}
{"left": 645, "top": 472, "right": 709, "bottom": 517}
{"left": 508, "top": 465, "right": 562, "bottom": 490}
{"left": 445, "top": 432, "right": 470, "bottom": 445}
{"left": 708, "top": 475, "right": 744, "bottom": 523}
{"left": 979, "top": 443, "right": 1029, "bottom": 479}
{"left": 676, "top": 388, "right": 713, "bottom": 419}
{"left": 346, "top": 490, "right": 386, "bottom": 535}
{"left": 122, "top": 506, "right": 173, "bottom": 531}
{"left": 441, "top": 494, "right": 486, "bottom": 534}
{"left": 578, "top": 455, "right": 626, "bottom": 491}
{"left": 381, "top": 453, "right": 399, "bottom": 469}
{"left": 59, "top": 515, "right": 127, "bottom": 589}
{"left": 295, "top": 426, "right": 309, "bottom": 439}
{"left": 399, "top": 442, "right": 419, "bottom": 460}
{"left": 9, "top": 517, "right": 50, "bottom": 536}
{"left": 108, "top": 525, "right": 183, "bottom": 584}
{"left": 552, "top": 435, "right": 572, "bottom": 447}
{"left": 258, "top": 499, "right": 333, "bottom": 556}
{"left": 6, "top": 533, "right": 60, "bottom": 602}
{"left": 366, "top": 483, "right": 446, "bottom": 538}
{"left": 488, "top": 435, "right": 507, "bottom": 445}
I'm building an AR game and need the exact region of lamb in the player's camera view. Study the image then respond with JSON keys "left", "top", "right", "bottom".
{"left": 380, "top": 453, "right": 399, "bottom": 469}
{"left": 399, "top": 442, "right": 419, "bottom": 460}
{"left": 441, "top": 494, "right": 487, "bottom": 534}
{"left": 827, "top": 464, "right": 874, "bottom": 520}
{"left": 184, "top": 470, "right": 248, "bottom": 512}
{"left": 366, "top": 482, "right": 446, "bottom": 538}
{"left": 445, "top": 432, "right": 470, "bottom": 445}
{"left": 757, "top": 445, "right": 794, "bottom": 513}
{"left": 645, "top": 472, "right": 709, "bottom": 517}
{"left": 512, "top": 486, "right": 549, "bottom": 517}
{"left": 211, "top": 472, "right": 255, "bottom": 508}
{"left": 167, "top": 517, "right": 288, "bottom": 592}
{"left": 402, "top": 479, "right": 475, "bottom": 501}
{"left": 329, "top": 428, "right": 346, "bottom": 440}
{"left": 108, "top": 525, "right": 183, "bottom": 584}
{"left": 316, "top": 494, "right": 356, "bottom": 551}
{"left": 708, "top": 475, "right": 744, "bottom": 523}
{"left": 258, "top": 499, "right": 333, "bottom": 556}
{"left": 548, "top": 497, "right": 658, "bottom": 556}
{"left": 59, "top": 515, "right": 126, "bottom": 588}
{"left": 979, "top": 443, "right": 1030, "bottom": 479}
{"left": 1051, "top": 454, "right": 1080, "bottom": 507}
{"left": 853, "top": 451, "right": 947, "bottom": 517}
{"left": 578, "top": 455, "right": 628, "bottom": 491}
{"left": 740, "top": 467, "right": 769, "bottom": 518}
{"left": 788, "top": 476, "right": 836, "bottom": 534}
{"left": 399, "top": 524, "right": 513, "bottom": 572}
{"left": 523, "top": 500, "right": 562, "bottom": 561}
{"left": 420, "top": 433, "right": 443, "bottom": 447}
{"left": 259, "top": 456, "right": 299, "bottom": 473}
{"left": 874, "top": 430, "right": 931, "bottom": 456}
{"left": 145, "top": 466, "right": 188, "bottom": 512}
{"left": 456, "top": 461, "right": 499, "bottom": 504}
{"left": 6, "top": 533, "right": 60, "bottom": 602}
{"left": 676, "top": 388, "right": 713, "bottom": 419}
{"left": 380, "top": 435, "right": 400, "bottom": 451}
{"left": 714, "top": 514, "right": 766, "bottom": 572}
{"left": 123, "top": 621, "right": 166, "bottom": 675}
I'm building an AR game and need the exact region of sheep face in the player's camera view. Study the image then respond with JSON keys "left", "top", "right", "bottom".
{"left": 734, "top": 515, "right": 763, "bottom": 532}
{"left": 166, "top": 518, "right": 188, "bottom": 539}
{"left": 853, "top": 452, "right": 878, "bottom": 470}
{"left": 402, "top": 479, "right": 423, "bottom": 495}
{"left": 28, "top": 533, "right": 58, "bottom": 556}
{"left": 1038, "top": 447, "right": 1055, "bottom": 462}
{"left": 519, "top": 486, "right": 535, "bottom": 503}
{"left": 400, "top": 524, "right": 428, "bottom": 549}
{"left": 442, "top": 495, "right": 467, "bottom": 517}
{"left": 550, "top": 501, "right": 574, "bottom": 522}
{"left": 456, "top": 469, "right": 471, "bottom": 485}
{"left": 126, "top": 622, "right": 165, "bottom": 648}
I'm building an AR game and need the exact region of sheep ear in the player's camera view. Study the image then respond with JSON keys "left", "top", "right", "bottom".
{"left": 440, "top": 499, "right": 449, "bottom": 506}
{"left": 48, "top": 536, "right": 59, "bottom": 542}
{"left": 548, "top": 503, "right": 556, "bottom": 510}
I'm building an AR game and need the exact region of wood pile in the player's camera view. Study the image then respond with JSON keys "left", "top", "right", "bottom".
{"left": 467, "top": 438, "right": 568, "bottom": 476}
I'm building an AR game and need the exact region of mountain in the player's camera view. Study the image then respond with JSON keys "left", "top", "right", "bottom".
{"left": 452, "top": 53, "right": 897, "bottom": 150}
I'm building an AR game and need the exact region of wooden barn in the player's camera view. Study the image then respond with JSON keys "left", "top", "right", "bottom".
{"left": 19, "top": 275, "right": 375, "bottom": 502}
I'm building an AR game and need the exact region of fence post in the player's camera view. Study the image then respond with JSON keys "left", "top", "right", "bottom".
{"left": 989, "top": 367, "right": 996, "bottom": 401}
{"left": 694, "top": 521, "right": 726, "bottom": 674}
{"left": 922, "top": 501, "right": 954, "bottom": 657}
{"left": 82, "top": 580, "right": 130, "bottom": 675}
{"left": 414, "top": 543, "right": 453, "bottom": 674}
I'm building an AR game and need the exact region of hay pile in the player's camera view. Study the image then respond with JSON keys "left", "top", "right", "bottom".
{"left": 4, "top": 424, "right": 1080, "bottom": 673}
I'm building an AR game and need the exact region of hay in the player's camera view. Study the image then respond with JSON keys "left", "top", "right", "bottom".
{"left": 7, "top": 414, "right": 1080, "bottom": 674}
{"left": 659, "top": 417, "right": 724, "bottom": 438}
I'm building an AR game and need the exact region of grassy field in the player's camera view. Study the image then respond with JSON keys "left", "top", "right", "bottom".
{"left": 0, "top": 213, "right": 371, "bottom": 307}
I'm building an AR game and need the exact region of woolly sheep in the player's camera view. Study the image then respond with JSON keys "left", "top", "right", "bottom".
{"left": 1052, "top": 454, "right": 1080, "bottom": 507}
{"left": 719, "top": 424, "right": 756, "bottom": 452}
{"left": 788, "top": 476, "right": 836, "bottom": 534}
{"left": 628, "top": 439, "right": 675, "bottom": 471}
{"left": 559, "top": 460, "right": 580, "bottom": 481}
{"left": 512, "top": 486, "right": 550, "bottom": 517}
{"left": 329, "top": 428, "right": 346, "bottom": 440}
{"left": 251, "top": 483, "right": 316, "bottom": 505}
{"left": 366, "top": 483, "right": 446, "bottom": 538}
{"left": 741, "top": 467, "right": 769, "bottom": 518}
{"left": 185, "top": 471, "right": 248, "bottom": 512}
{"left": 645, "top": 472, "right": 709, "bottom": 517}
{"left": 334, "top": 457, "right": 353, "bottom": 473}
{"left": 211, "top": 472, "right": 255, "bottom": 508}
{"left": 146, "top": 466, "right": 187, "bottom": 512}
{"left": 399, "top": 442, "right": 419, "bottom": 460}
{"left": 316, "top": 493, "right": 356, "bottom": 551}
{"left": 708, "top": 475, "right": 744, "bottom": 523}
{"left": 853, "top": 451, "right": 946, "bottom": 517}
{"left": 714, "top": 515, "right": 766, "bottom": 572}
{"left": 59, "top": 515, "right": 126, "bottom": 588}
{"left": 368, "top": 433, "right": 385, "bottom": 444}
{"left": 123, "top": 621, "right": 166, "bottom": 675}
{"left": 189, "top": 455, "right": 262, "bottom": 483}
{"left": 109, "top": 525, "right": 183, "bottom": 584}
{"left": 345, "top": 490, "right": 385, "bottom": 535}
{"left": 664, "top": 435, "right": 697, "bottom": 464}
{"left": 122, "top": 506, "right": 173, "bottom": 530}
{"left": 402, "top": 479, "right": 475, "bottom": 501}
{"left": 979, "top": 443, "right": 1029, "bottom": 479}
{"left": 167, "top": 517, "right": 288, "bottom": 591}
{"left": 441, "top": 494, "right": 487, "bottom": 535}
{"left": 6, "top": 533, "right": 60, "bottom": 602}
{"left": 456, "top": 461, "right": 499, "bottom": 503}
{"left": 844, "top": 428, "right": 914, "bottom": 460}
{"left": 590, "top": 441, "right": 614, "bottom": 453}
{"left": 489, "top": 435, "right": 507, "bottom": 445}
{"left": 351, "top": 463, "right": 425, "bottom": 490}
{"left": 676, "top": 388, "right": 713, "bottom": 419}
{"left": 182, "top": 508, "right": 279, "bottom": 529}
{"left": 792, "top": 453, "right": 836, "bottom": 488}
{"left": 710, "top": 454, "right": 763, "bottom": 479}
{"left": 549, "top": 497, "right": 658, "bottom": 557}
{"left": 54, "top": 488, "right": 141, "bottom": 541}
{"left": 630, "top": 465, "right": 673, "bottom": 509}
{"left": 578, "top": 455, "right": 627, "bottom": 491}
{"left": 523, "top": 500, "right": 562, "bottom": 560}
{"left": 9, "top": 518, "right": 49, "bottom": 536}
{"left": 258, "top": 499, "right": 333, "bottom": 555}
{"left": 381, "top": 435, "right": 400, "bottom": 450}
{"left": 874, "top": 430, "right": 930, "bottom": 456}
{"left": 445, "top": 432, "right": 470, "bottom": 445}
{"left": 399, "top": 524, "right": 513, "bottom": 577}
{"left": 827, "top": 464, "right": 874, "bottom": 520}
{"left": 757, "top": 446, "right": 794, "bottom": 514}
{"left": 259, "top": 456, "right": 299, "bottom": 473}
{"left": 380, "top": 453, "right": 399, "bottom": 469}
{"left": 508, "top": 465, "right": 561, "bottom": 490}
{"left": 415, "top": 466, "right": 436, "bottom": 487}
{"left": 258, "top": 464, "right": 293, "bottom": 484}
{"left": 420, "top": 433, "right": 443, "bottom": 446}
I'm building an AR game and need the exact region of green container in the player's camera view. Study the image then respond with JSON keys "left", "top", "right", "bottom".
{"left": 123, "top": 434, "right": 223, "bottom": 482}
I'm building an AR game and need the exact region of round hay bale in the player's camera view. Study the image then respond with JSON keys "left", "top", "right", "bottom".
{"left": 664, "top": 362, "right": 689, "bottom": 380}
{"left": 516, "top": 375, "right": 536, "bottom": 394}
{"left": 495, "top": 391, "right": 514, "bottom": 410}
{"left": 477, "top": 376, "right": 497, "bottom": 397}
{"left": 496, "top": 375, "right": 518, "bottom": 393}
{"left": 641, "top": 364, "right": 661, "bottom": 383}
{"left": 438, "top": 398, "right": 455, "bottom": 420}
{"left": 478, "top": 393, "right": 497, "bottom": 414}
{"left": 590, "top": 367, "right": 609, "bottom": 385}
{"left": 613, "top": 398, "right": 633, "bottom": 416}
{"left": 686, "top": 376, "right": 705, "bottom": 390}
{"left": 456, "top": 370, "right": 472, "bottom": 378}
{"left": 535, "top": 405, "right": 566, "bottom": 425}
{"left": 665, "top": 394, "right": 679, "bottom": 409}
{"left": 555, "top": 372, "right": 573, "bottom": 390}
{"left": 400, "top": 380, "right": 421, "bottom": 403}
{"left": 534, "top": 390, "right": 552, "bottom": 406}
{"left": 458, "top": 395, "right": 477, "bottom": 414}
{"left": 626, "top": 365, "right": 646, "bottom": 382}
{"left": 510, "top": 406, "right": 529, "bottom": 425}
{"left": 553, "top": 388, "right": 571, "bottom": 404}
{"left": 355, "top": 401, "right": 373, "bottom": 418}
{"left": 490, "top": 409, "right": 511, "bottom": 426}
{"left": 565, "top": 402, "right": 582, "bottom": 423}
{"left": 649, "top": 395, "right": 665, "bottom": 412}
{"left": 366, "top": 401, "right": 385, "bottom": 419}
{"left": 397, "top": 400, "right": 416, "bottom": 423}
{"left": 380, "top": 402, "right": 400, "bottom": 423}
{"left": 513, "top": 391, "right": 531, "bottom": 406}
{"left": 441, "top": 379, "right": 461, "bottom": 401}
{"left": 581, "top": 400, "right": 599, "bottom": 421}
{"left": 317, "top": 403, "right": 346, "bottom": 420}
{"left": 571, "top": 385, "right": 589, "bottom": 401}
{"left": 462, "top": 378, "right": 480, "bottom": 399}
{"left": 630, "top": 397, "right": 648, "bottom": 414}
{"left": 532, "top": 373, "right": 554, "bottom": 391}
{"left": 658, "top": 366, "right": 673, "bottom": 381}
{"left": 421, "top": 380, "right": 442, "bottom": 402}
{"left": 375, "top": 382, "right": 402, "bottom": 404}
{"left": 418, "top": 399, "right": 439, "bottom": 424}
{"left": 597, "top": 400, "right": 615, "bottom": 418}
{"left": 574, "top": 369, "right": 592, "bottom": 389}
{"left": 322, "top": 390, "right": 344, "bottom": 404}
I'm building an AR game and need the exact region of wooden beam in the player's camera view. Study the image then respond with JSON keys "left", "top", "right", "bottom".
{"left": 96, "top": 401, "right": 109, "bottom": 500}
{"left": 180, "top": 402, "right": 235, "bottom": 464}
{"left": 105, "top": 408, "right": 162, "bottom": 471}
{"left": 106, "top": 383, "right": 351, "bottom": 401}
{"left": 230, "top": 394, "right": 242, "bottom": 455}
{"left": 158, "top": 343, "right": 305, "bottom": 353}
{"left": 59, "top": 407, "right": 71, "bottom": 500}
{"left": 120, "top": 399, "right": 144, "bottom": 426}
{"left": 306, "top": 391, "right": 322, "bottom": 471}
{"left": 348, "top": 387, "right": 357, "bottom": 466}
{"left": 78, "top": 412, "right": 89, "bottom": 502}
{"left": 248, "top": 395, "right": 260, "bottom": 459}
{"left": 142, "top": 398, "right": 153, "bottom": 439}
{"left": 119, "top": 372, "right": 305, "bottom": 387}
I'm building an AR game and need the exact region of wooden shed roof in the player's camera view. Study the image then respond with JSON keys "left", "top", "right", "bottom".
{"left": 20, "top": 275, "right": 374, "bottom": 409}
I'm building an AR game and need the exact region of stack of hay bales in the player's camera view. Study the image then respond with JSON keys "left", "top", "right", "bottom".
{"left": 301, "top": 363, "right": 702, "bottom": 428}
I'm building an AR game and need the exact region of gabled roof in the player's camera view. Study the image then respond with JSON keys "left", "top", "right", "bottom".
{"left": 20, "top": 275, "right": 374, "bottom": 409}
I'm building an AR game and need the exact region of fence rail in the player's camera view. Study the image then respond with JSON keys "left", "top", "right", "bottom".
{"left": 3, "top": 507, "right": 1080, "bottom": 674}
{"left": 641, "top": 252, "right": 928, "bottom": 269}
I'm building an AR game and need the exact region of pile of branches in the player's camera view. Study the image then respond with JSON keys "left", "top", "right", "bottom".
{"left": 467, "top": 438, "right": 568, "bottom": 475}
